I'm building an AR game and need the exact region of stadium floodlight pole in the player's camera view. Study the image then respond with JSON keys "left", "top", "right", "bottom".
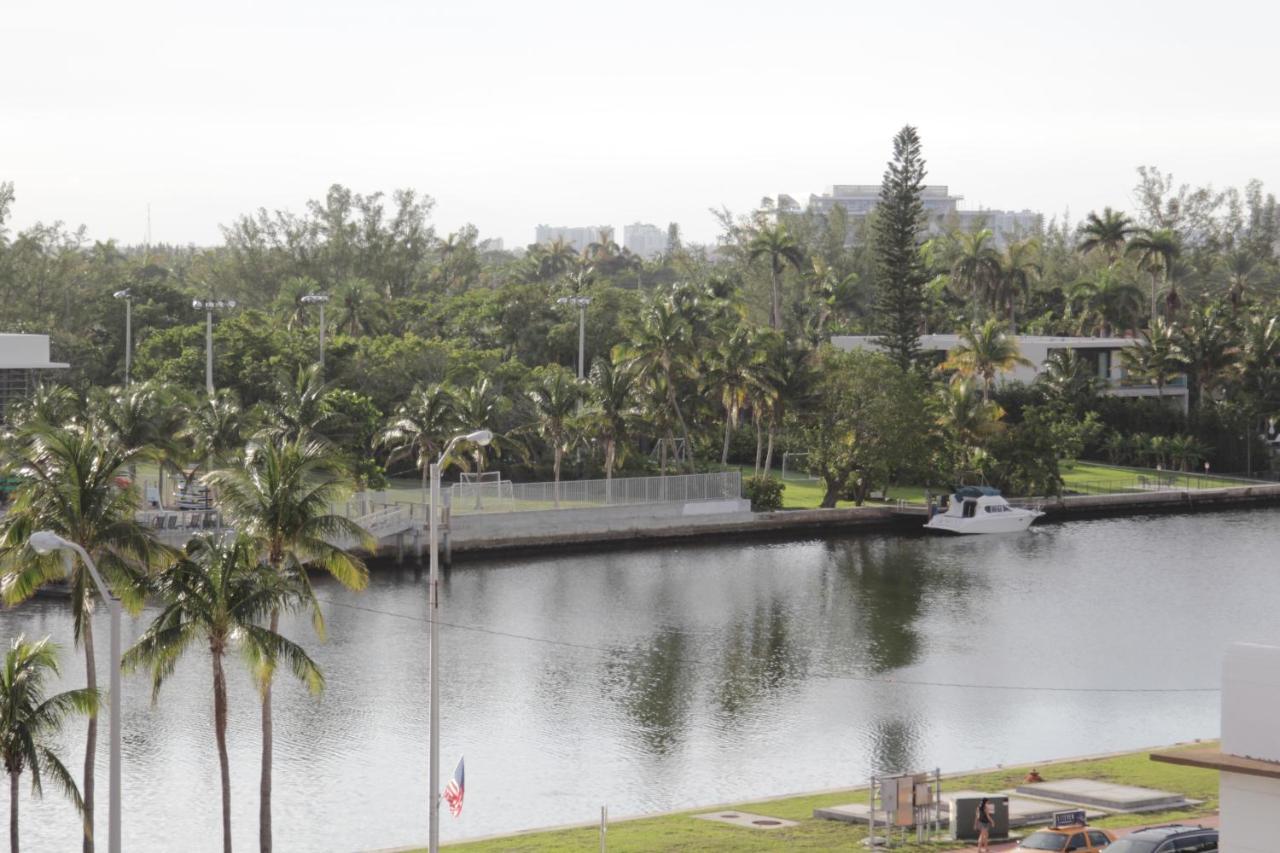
{"left": 555, "top": 296, "right": 592, "bottom": 379}
{"left": 113, "top": 289, "right": 132, "bottom": 386}
{"left": 28, "top": 531, "right": 122, "bottom": 853}
{"left": 300, "top": 293, "right": 330, "bottom": 374}
{"left": 192, "top": 298, "right": 237, "bottom": 396}
{"left": 428, "top": 429, "right": 492, "bottom": 853}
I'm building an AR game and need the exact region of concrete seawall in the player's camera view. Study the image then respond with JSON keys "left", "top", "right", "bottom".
{"left": 1021, "top": 482, "right": 1280, "bottom": 518}
{"left": 374, "top": 482, "right": 1280, "bottom": 561}
{"left": 445, "top": 499, "right": 916, "bottom": 557}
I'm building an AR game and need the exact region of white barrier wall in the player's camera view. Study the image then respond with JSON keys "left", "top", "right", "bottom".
{"left": 1220, "top": 643, "right": 1280, "bottom": 853}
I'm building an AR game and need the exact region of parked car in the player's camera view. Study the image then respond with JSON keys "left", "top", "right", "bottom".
{"left": 1017, "top": 824, "right": 1115, "bottom": 851}
{"left": 1102, "top": 825, "right": 1217, "bottom": 853}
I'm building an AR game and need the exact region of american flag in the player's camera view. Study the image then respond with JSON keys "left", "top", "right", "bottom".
{"left": 443, "top": 757, "right": 465, "bottom": 817}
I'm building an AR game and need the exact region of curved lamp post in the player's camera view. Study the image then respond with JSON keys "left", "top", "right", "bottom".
{"left": 192, "top": 299, "right": 237, "bottom": 396}
{"left": 429, "top": 429, "right": 492, "bottom": 853}
{"left": 300, "top": 293, "right": 330, "bottom": 374}
{"left": 113, "top": 289, "right": 132, "bottom": 387}
{"left": 28, "top": 531, "right": 122, "bottom": 853}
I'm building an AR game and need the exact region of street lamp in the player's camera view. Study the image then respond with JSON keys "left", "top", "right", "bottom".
{"left": 28, "top": 531, "right": 122, "bottom": 853}
{"left": 300, "top": 293, "right": 330, "bottom": 373}
{"left": 113, "top": 289, "right": 132, "bottom": 386}
{"left": 192, "top": 298, "right": 237, "bottom": 395}
{"left": 555, "top": 296, "right": 592, "bottom": 380}
{"left": 428, "top": 429, "right": 492, "bottom": 853}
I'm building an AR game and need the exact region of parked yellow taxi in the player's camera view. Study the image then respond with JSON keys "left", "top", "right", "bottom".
{"left": 1016, "top": 824, "right": 1116, "bottom": 851}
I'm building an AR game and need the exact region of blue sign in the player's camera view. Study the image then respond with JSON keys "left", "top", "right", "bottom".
{"left": 1053, "top": 809, "right": 1086, "bottom": 829}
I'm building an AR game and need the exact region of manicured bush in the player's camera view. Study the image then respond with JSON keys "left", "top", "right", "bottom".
{"left": 744, "top": 475, "right": 785, "bottom": 511}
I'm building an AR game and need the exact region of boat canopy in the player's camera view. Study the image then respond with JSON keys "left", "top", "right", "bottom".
{"left": 953, "top": 485, "right": 1001, "bottom": 498}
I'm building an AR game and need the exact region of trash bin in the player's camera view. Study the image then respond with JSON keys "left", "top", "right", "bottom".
{"left": 951, "top": 796, "right": 1009, "bottom": 841}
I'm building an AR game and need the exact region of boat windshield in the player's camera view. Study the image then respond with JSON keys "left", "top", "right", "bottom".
{"left": 954, "top": 485, "right": 1001, "bottom": 499}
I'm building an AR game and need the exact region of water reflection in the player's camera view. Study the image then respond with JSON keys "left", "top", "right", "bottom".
{"left": 713, "top": 601, "right": 805, "bottom": 718}
{"left": 605, "top": 629, "right": 692, "bottom": 755}
{"left": 1, "top": 509, "right": 1276, "bottom": 851}
{"left": 826, "top": 537, "right": 982, "bottom": 674}
{"left": 869, "top": 715, "right": 924, "bottom": 776}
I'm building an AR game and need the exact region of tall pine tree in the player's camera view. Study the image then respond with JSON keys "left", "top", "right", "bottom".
{"left": 873, "top": 125, "right": 929, "bottom": 371}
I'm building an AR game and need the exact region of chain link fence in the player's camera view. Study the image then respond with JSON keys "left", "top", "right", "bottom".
{"left": 445, "top": 470, "right": 742, "bottom": 514}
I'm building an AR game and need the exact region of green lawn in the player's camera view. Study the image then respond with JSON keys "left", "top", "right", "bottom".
{"left": 414, "top": 743, "right": 1219, "bottom": 852}
{"left": 1060, "top": 461, "right": 1256, "bottom": 495}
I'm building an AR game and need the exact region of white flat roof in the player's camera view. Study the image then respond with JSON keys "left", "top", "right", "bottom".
{"left": 831, "top": 334, "right": 1136, "bottom": 351}
{"left": 0, "top": 334, "right": 70, "bottom": 369}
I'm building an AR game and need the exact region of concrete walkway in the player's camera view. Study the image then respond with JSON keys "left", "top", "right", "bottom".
{"left": 941, "top": 813, "right": 1219, "bottom": 852}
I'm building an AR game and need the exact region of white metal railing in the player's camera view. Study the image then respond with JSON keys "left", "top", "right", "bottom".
{"left": 445, "top": 470, "right": 742, "bottom": 515}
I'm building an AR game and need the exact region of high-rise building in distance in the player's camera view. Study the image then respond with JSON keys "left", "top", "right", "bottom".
{"left": 534, "top": 225, "right": 613, "bottom": 254}
{"left": 622, "top": 222, "right": 668, "bottom": 259}
{"left": 777, "top": 185, "right": 1040, "bottom": 244}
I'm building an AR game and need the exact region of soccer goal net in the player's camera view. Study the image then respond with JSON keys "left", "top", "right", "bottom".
{"left": 451, "top": 471, "right": 514, "bottom": 511}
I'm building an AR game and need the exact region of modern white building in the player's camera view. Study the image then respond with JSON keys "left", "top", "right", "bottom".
{"left": 780, "top": 185, "right": 1041, "bottom": 244}
{"left": 534, "top": 225, "right": 612, "bottom": 254}
{"left": 622, "top": 222, "right": 668, "bottom": 259}
{"left": 0, "top": 334, "right": 70, "bottom": 423}
{"left": 1152, "top": 642, "right": 1280, "bottom": 853}
{"left": 830, "top": 334, "right": 1189, "bottom": 410}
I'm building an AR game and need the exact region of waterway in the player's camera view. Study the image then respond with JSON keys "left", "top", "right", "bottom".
{"left": 1, "top": 508, "right": 1275, "bottom": 852}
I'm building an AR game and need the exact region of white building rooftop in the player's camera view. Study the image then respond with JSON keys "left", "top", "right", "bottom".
{"left": 0, "top": 334, "right": 69, "bottom": 369}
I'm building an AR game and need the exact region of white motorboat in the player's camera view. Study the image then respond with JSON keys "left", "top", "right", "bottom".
{"left": 924, "top": 485, "right": 1042, "bottom": 534}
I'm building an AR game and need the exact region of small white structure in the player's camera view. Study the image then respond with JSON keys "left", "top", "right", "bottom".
{"left": 831, "top": 334, "right": 1189, "bottom": 411}
{"left": 0, "top": 334, "right": 70, "bottom": 422}
{"left": 1152, "top": 642, "right": 1280, "bottom": 853}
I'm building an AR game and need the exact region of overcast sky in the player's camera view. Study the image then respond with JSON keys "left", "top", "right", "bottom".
{"left": 5, "top": 0, "right": 1278, "bottom": 249}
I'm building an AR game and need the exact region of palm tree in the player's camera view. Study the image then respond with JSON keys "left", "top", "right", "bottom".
{"left": 526, "top": 238, "right": 578, "bottom": 281}
{"left": 5, "top": 383, "right": 81, "bottom": 432}
{"left": 623, "top": 298, "right": 697, "bottom": 471}
{"left": 705, "top": 326, "right": 772, "bottom": 465}
{"left": 746, "top": 223, "right": 804, "bottom": 329}
{"left": 584, "top": 353, "right": 639, "bottom": 492}
{"left": 207, "top": 439, "right": 370, "bottom": 853}
{"left": 758, "top": 334, "right": 801, "bottom": 475}
{"left": 949, "top": 228, "right": 1002, "bottom": 319}
{"left": 1126, "top": 227, "right": 1180, "bottom": 324}
{"left": 378, "top": 383, "right": 459, "bottom": 509}
{"left": 1, "top": 635, "right": 97, "bottom": 853}
{"left": 271, "top": 277, "right": 319, "bottom": 331}
{"left": 95, "top": 381, "right": 183, "bottom": 486}
{"left": 1177, "top": 305, "right": 1239, "bottom": 410}
{"left": 1166, "top": 434, "right": 1208, "bottom": 472}
{"left": 334, "top": 278, "right": 379, "bottom": 336}
{"left": 1220, "top": 249, "right": 1264, "bottom": 309}
{"left": 933, "top": 378, "right": 1005, "bottom": 472}
{"left": 257, "top": 364, "right": 340, "bottom": 446}
{"left": 939, "top": 319, "right": 1034, "bottom": 401}
{"left": 585, "top": 229, "right": 621, "bottom": 269}
{"left": 181, "top": 389, "right": 246, "bottom": 472}
{"left": 452, "top": 377, "right": 508, "bottom": 474}
{"left": 1068, "top": 268, "right": 1145, "bottom": 336}
{"left": 124, "top": 535, "right": 322, "bottom": 853}
{"left": 1120, "top": 319, "right": 1187, "bottom": 398}
{"left": 1037, "top": 350, "right": 1104, "bottom": 410}
{"left": 1237, "top": 313, "right": 1280, "bottom": 475}
{"left": 1077, "top": 208, "right": 1135, "bottom": 261}
{"left": 0, "top": 424, "right": 162, "bottom": 853}
{"left": 526, "top": 365, "right": 581, "bottom": 505}
{"left": 996, "top": 238, "right": 1041, "bottom": 332}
